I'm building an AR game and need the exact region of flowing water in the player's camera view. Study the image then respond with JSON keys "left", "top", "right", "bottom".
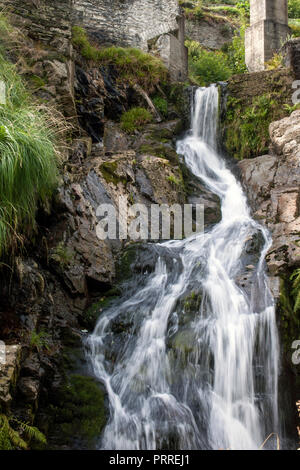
{"left": 87, "top": 86, "right": 280, "bottom": 450}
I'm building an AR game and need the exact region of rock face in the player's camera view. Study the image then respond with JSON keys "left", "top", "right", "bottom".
{"left": 185, "top": 16, "right": 237, "bottom": 51}
{"left": 238, "top": 109, "right": 300, "bottom": 275}
{"left": 0, "top": 346, "right": 21, "bottom": 410}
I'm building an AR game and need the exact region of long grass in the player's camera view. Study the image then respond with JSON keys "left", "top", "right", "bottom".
{"left": 72, "top": 26, "right": 167, "bottom": 93}
{"left": 0, "top": 46, "right": 61, "bottom": 256}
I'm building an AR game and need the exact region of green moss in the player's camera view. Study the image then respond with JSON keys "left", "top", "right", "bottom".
{"left": 164, "top": 82, "right": 190, "bottom": 123}
{"left": 49, "top": 374, "right": 106, "bottom": 448}
{"left": 120, "top": 107, "right": 153, "bottom": 133}
{"left": 116, "top": 245, "right": 137, "bottom": 282}
{"left": 182, "top": 291, "right": 202, "bottom": 313}
{"left": 100, "top": 161, "right": 127, "bottom": 186}
{"left": 138, "top": 143, "right": 179, "bottom": 164}
{"left": 167, "top": 174, "right": 183, "bottom": 188}
{"left": 81, "top": 289, "right": 121, "bottom": 330}
{"left": 72, "top": 26, "right": 167, "bottom": 92}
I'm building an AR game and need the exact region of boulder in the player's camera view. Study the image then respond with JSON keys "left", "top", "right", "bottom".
{"left": 238, "top": 110, "right": 300, "bottom": 274}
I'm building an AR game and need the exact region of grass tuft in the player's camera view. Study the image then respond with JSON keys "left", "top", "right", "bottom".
{"left": 0, "top": 25, "right": 62, "bottom": 256}
{"left": 72, "top": 26, "right": 167, "bottom": 92}
{"left": 120, "top": 107, "right": 153, "bottom": 133}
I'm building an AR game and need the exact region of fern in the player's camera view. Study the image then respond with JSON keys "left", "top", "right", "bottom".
{"left": 290, "top": 269, "right": 300, "bottom": 313}
{"left": 0, "top": 415, "right": 47, "bottom": 450}
{"left": 0, "top": 415, "right": 27, "bottom": 450}
{"left": 17, "top": 421, "right": 47, "bottom": 445}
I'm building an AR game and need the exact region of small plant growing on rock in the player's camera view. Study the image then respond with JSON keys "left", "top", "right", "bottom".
{"left": 120, "top": 107, "right": 153, "bottom": 133}
{"left": 30, "top": 329, "right": 51, "bottom": 353}
{"left": 152, "top": 97, "right": 168, "bottom": 118}
{"left": 0, "top": 414, "right": 46, "bottom": 450}
{"left": 290, "top": 269, "right": 300, "bottom": 313}
{"left": 72, "top": 26, "right": 167, "bottom": 92}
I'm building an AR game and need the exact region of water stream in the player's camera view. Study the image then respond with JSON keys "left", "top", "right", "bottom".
{"left": 87, "top": 86, "right": 280, "bottom": 450}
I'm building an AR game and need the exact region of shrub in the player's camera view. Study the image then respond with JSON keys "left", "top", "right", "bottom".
{"left": 225, "top": 23, "right": 248, "bottom": 74}
{"left": 152, "top": 97, "right": 168, "bottom": 118}
{"left": 265, "top": 53, "right": 284, "bottom": 70}
{"left": 289, "top": 19, "right": 300, "bottom": 37}
{"left": 0, "top": 51, "right": 61, "bottom": 257}
{"left": 120, "top": 107, "right": 153, "bottom": 133}
{"left": 72, "top": 26, "right": 167, "bottom": 92}
{"left": 186, "top": 40, "right": 232, "bottom": 85}
{"left": 288, "top": 0, "right": 300, "bottom": 19}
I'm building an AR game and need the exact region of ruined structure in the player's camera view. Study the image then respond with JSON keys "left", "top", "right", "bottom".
{"left": 245, "top": 0, "right": 290, "bottom": 72}
{"left": 0, "top": 0, "right": 187, "bottom": 82}
{"left": 73, "top": 0, "right": 188, "bottom": 81}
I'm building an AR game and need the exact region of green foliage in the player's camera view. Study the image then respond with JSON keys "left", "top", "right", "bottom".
{"left": 224, "top": 23, "right": 248, "bottom": 74}
{"left": 120, "top": 107, "right": 153, "bottom": 133}
{"left": 72, "top": 26, "right": 167, "bottom": 92}
{"left": 167, "top": 174, "right": 182, "bottom": 187}
{"left": 290, "top": 269, "right": 300, "bottom": 313}
{"left": 0, "top": 414, "right": 46, "bottom": 450}
{"left": 289, "top": 19, "right": 300, "bottom": 37}
{"left": 51, "top": 241, "right": 74, "bottom": 267}
{"left": 0, "top": 50, "right": 61, "bottom": 257}
{"left": 283, "top": 102, "right": 300, "bottom": 114}
{"left": 288, "top": 0, "right": 300, "bottom": 19}
{"left": 51, "top": 374, "right": 106, "bottom": 447}
{"left": 186, "top": 40, "right": 232, "bottom": 85}
{"left": 225, "top": 94, "right": 279, "bottom": 159}
{"left": 30, "top": 329, "right": 51, "bottom": 352}
{"left": 152, "top": 97, "right": 168, "bottom": 118}
{"left": 265, "top": 53, "right": 284, "bottom": 70}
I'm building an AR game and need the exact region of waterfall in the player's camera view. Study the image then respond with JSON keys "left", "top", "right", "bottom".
{"left": 87, "top": 86, "right": 280, "bottom": 450}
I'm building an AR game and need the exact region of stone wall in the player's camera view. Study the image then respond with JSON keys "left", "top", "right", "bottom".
{"left": 0, "top": 0, "right": 76, "bottom": 117}
{"left": 185, "top": 16, "right": 237, "bottom": 51}
{"left": 246, "top": 0, "right": 290, "bottom": 72}
{"left": 282, "top": 38, "right": 300, "bottom": 79}
{"left": 1, "top": 0, "right": 187, "bottom": 82}
{"left": 73, "top": 0, "right": 179, "bottom": 49}
{"left": 72, "top": 0, "right": 188, "bottom": 81}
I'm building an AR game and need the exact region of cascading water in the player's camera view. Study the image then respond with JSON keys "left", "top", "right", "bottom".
{"left": 87, "top": 86, "right": 280, "bottom": 450}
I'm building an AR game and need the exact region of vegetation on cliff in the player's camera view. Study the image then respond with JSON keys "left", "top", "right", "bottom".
{"left": 72, "top": 26, "right": 167, "bottom": 93}
{"left": 222, "top": 69, "right": 294, "bottom": 159}
{"left": 0, "top": 14, "right": 64, "bottom": 257}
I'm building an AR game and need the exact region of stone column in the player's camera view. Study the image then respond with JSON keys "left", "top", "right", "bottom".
{"left": 245, "top": 0, "right": 290, "bottom": 72}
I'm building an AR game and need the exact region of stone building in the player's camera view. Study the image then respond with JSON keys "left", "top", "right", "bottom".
{"left": 245, "top": 0, "right": 290, "bottom": 72}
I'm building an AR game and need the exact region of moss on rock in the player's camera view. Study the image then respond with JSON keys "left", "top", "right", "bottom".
{"left": 47, "top": 374, "right": 106, "bottom": 449}
{"left": 222, "top": 68, "right": 295, "bottom": 160}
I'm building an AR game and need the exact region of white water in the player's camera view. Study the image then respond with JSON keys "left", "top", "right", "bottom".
{"left": 87, "top": 86, "right": 280, "bottom": 450}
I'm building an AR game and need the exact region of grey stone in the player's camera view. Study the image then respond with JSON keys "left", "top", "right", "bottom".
{"left": 246, "top": 0, "right": 290, "bottom": 72}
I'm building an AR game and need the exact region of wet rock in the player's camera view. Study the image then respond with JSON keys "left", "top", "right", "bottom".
{"left": 0, "top": 345, "right": 21, "bottom": 409}
{"left": 238, "top": 110, "right": 300, "bottom": 274}
{"left": 18, "top": 377, "right": 40, "bottom": 404}
{"left": 103, "top": 121, "right": 128, "bottom": 154}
